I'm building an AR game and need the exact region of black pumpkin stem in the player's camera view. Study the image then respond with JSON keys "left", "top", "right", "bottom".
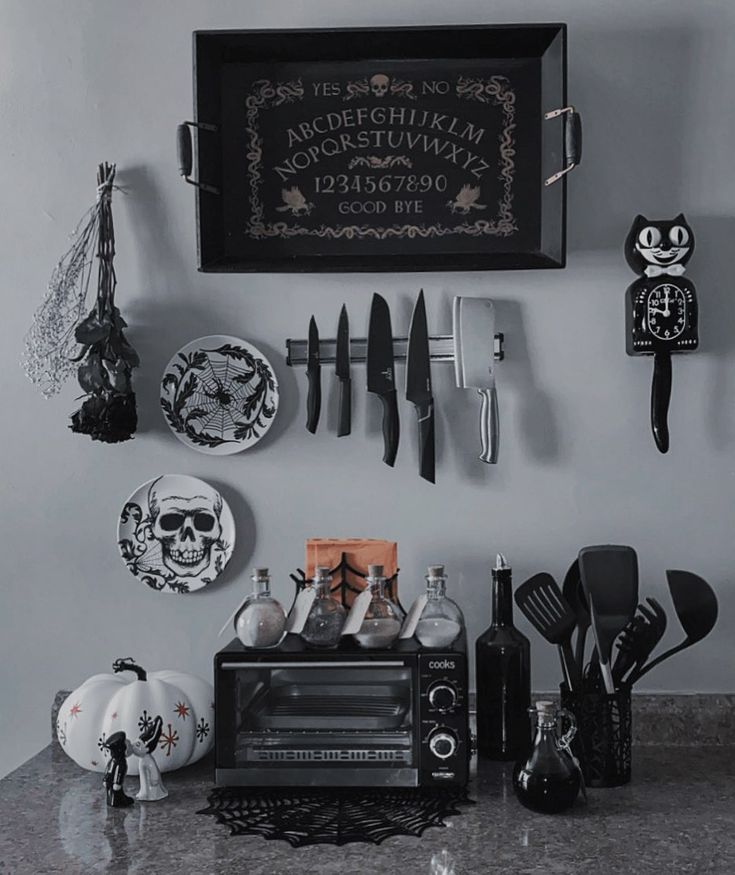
{"left": 112, "top": 657, "right": 147, "bottom": 681}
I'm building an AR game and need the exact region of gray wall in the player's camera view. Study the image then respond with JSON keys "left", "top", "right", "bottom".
{"left": 1, "top": 0, "right": 733, "bottom": 779}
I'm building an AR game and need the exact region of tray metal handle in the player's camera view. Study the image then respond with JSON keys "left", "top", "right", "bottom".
{"left": 544, "top": 106, "right": 582, "bottom": 186}
{"left": 177, "top": 120, "right": 220, "bottom": 195}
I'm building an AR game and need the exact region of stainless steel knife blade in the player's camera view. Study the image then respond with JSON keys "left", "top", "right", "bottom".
{"left": 453, "top": 296, "right": 499, "bottom": 464}
{"left": 306, "top": 315, "right": 321, "bottom": 434}
{"left": 335, "top": 304, "right": 351, "bottom": 437}
{"left": 367, "top": 293, "right": 399, "bottom": 466}
{"left": 406, "top": 290, "right": 435, "bottom": 483}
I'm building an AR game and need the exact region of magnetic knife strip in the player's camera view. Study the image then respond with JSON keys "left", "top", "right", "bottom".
{"left": 286, "top": 334, "right": 505, "bottom": 366}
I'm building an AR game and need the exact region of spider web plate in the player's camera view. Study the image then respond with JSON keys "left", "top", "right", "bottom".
{"left": 160, "top": 335, "right": 279, "bottom": 455}
{"left": 198, "top": 786, "right": 473, "bottom": 847}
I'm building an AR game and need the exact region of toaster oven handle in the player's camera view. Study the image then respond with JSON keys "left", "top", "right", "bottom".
{"left": 219, "top": 661, "right": 408, "bottom": 669}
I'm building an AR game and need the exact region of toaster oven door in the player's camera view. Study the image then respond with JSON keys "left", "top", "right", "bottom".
{"left": 216, "top": 660, "right": 418, "bottom": 787}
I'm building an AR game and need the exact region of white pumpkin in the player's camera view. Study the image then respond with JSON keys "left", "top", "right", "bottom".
{"left": 57, "top": 658, "right": 214, "bottom": 774}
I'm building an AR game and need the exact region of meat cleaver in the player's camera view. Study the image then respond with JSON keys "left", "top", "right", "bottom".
{"left": 453, "top": 296, "right": 499, "bottom": 464}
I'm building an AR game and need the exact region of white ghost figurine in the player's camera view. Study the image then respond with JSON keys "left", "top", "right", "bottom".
{"left": 130, "top": 715, "right": 168, "bottom": 802}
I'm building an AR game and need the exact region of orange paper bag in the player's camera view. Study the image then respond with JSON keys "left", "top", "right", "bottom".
{"left": 305, "top": 539, "right": 398, "bottom": 606}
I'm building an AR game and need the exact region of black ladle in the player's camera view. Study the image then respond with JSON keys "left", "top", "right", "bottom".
{"left": 633, "top": 570, "right": 718, "bottom": 681}
{"left": 562, "top": 559, "right": 590, "bottom": 674}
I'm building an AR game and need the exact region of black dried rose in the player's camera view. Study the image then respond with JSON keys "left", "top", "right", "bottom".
{"left": 70, "top": 391, "right": 137, "bottom": 443}
{"left": 69, "top": 163, "right": 139, "bottom": 444}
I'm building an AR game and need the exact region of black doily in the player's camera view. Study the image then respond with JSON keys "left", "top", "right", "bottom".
{"left": 198, "top": 786, "right": 474, "bottom": 847}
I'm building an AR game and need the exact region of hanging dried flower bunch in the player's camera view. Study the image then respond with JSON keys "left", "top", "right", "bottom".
{"left": 23, "top": 163, "right": 139, "bottom": 442}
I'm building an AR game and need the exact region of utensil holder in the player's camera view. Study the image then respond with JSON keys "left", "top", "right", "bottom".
{"left": 560, "top": 683, "right": 632, "bottom": 787}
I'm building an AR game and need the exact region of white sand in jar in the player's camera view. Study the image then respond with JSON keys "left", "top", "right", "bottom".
{"left": 236, "top": 603, "right": 286, "bottom": 648}
{"left": 354, "top": 618, "right": 401, "bottom": 649}
{"left": 415, "top": 618, "right": 461, "bottom": 648}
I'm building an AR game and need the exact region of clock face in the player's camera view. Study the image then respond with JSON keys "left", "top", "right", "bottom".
{"left": 646, "top": 283, "right": 687, "bottom": 340}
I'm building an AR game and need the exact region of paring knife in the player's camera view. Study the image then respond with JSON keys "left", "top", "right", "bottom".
{"left": 306, "top": 315, "right": 321, "bottom": 433}
{"left": 453, "top": 296, "right": 499, "bottom": 464}
{"left": 406, "top": 290, "right": 435, "bottom": 483}
{"left": 335, "top": 304, "right": 351, "bottom": 437}
{"left": 367, "top": 293, "right": 400, "bottom": 466}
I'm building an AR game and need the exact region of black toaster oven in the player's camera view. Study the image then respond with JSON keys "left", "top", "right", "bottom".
{"left": 214, "top": 633, "right": 470, "bottom": 787}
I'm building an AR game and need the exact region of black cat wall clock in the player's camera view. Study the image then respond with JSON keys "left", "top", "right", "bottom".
{"left": 625, "top": 213, "right": 699, "bottom": 453}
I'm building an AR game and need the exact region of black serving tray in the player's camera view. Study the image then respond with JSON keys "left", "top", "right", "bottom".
{"left": 181, "top": 24, "right": 580, "bottom": 272}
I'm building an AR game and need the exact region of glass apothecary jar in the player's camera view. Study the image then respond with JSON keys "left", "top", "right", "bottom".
{"left": 235, "top": 568, "right": 287, "bottom": 649}
{"left": 301, "top": 566, "right": 347, "bottom": 649}
{"left": 415, "top": 565, "right": 465, "bottom": 648}
{"left": 354, "top": 565, "right": 402, "bottom": 649}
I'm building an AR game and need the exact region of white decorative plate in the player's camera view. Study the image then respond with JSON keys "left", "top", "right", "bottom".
{"left": 117, "top": 475, "right": 235, "bottom": 594}
{"left": 160, "top": 335, "right": 279, "bottom": 455}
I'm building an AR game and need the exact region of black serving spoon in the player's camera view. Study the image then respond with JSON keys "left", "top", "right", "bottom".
{"left": 632, "top": 570, "right": 717, "bottom": 682}
{"left": 579, "top": 546, "right": 639, "bottom": 695}
{"left": 562, "top": 559, "right": 590, "bottom": 676}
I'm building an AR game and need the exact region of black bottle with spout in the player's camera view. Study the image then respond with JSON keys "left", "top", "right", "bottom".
{"left": 475, "top": 554, "right": 531, "bottom": 760}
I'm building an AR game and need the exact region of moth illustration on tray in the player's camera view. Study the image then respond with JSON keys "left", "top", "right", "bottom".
{"left": 117, "top": 475, "right": 235, "bottom": 593}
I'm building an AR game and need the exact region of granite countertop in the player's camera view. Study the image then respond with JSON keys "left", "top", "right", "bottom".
{"left": 1, "top": 744, "right": 734, "bottom": 874}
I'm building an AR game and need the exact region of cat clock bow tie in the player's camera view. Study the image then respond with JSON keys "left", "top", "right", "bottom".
{"left": 644, "top": 264, "right": 686, "bottom": 278}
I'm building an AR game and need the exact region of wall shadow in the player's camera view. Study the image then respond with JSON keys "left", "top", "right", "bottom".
{"left": 118, "top": 165, "right": 298, "bottom": 448}
{"left": 690, "top": 215, "right": 735, "bottom": 451}
{"left": 567, "top": 26, "right": 696, "bottom": 253}
{"left": 440, "top": 295, "right": 563, "bottom": 480}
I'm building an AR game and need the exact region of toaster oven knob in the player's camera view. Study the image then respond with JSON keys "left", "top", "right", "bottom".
{"left": 428, "top": 682, "right": 457, "bottom": 713}
{"left": 429, "top": 730, "right": 458, "bottom": 760}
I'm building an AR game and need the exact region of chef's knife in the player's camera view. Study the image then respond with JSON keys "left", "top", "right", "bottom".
{"left": 406, "top": 290, "right": 435, "bottom": 483}
{"left": 306, "top": 315, "right": 321, "bottom": 433}
{"left": 367, "top": 293, "right": 399, "bottom": 466}
{"left": 335, "top": 304, "right": 351, "bottom": 437}
{"left": 453, "top": 296, "right": 499, "bottom": 464}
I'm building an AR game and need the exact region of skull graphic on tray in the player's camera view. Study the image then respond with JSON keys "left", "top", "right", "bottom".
{"left": 117, "top": 475, "right": 235, "bottom": 593}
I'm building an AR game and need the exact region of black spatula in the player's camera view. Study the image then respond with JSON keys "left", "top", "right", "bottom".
{"left": 515, "top": 573, "right": 581, "bottom": 691}
{"left": 579, "top": 546, "right": 639, "bottom": 694}
{"left": 633, "top": 570, "right": 718, "bottom": 681}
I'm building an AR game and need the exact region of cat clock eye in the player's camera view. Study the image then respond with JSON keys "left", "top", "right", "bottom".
{"left": 624, "top": 214, "right": 699, "bottom": 454}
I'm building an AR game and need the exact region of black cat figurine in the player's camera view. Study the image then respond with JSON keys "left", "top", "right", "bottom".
{"left": 102, "top": 731, "right": 134, "bottom": 808}
{"left": 625, "top": 214, "right": 699, "bottom": 453}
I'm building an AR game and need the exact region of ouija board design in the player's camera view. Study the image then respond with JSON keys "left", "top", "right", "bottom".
{"left": 216, "top": 56, "right": 545, "bottom": 266}
{"left": 241, "top": 71, "right": 518, "bottom": 243}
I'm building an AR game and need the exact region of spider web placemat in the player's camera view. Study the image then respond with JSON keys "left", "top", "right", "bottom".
{"left": 197, "top": 786, "right": 474, "bottom": 846}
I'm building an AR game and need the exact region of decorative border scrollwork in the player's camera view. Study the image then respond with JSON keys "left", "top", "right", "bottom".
{"left": 244, "top": 74, "right": 517, "bottom": 241}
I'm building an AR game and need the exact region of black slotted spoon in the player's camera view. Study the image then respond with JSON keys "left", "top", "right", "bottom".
{"left": 515, "top": 573, "right": 582, "bottom": 691}
{"left": 612, "top": 597, "right": 667, "bottom": 685}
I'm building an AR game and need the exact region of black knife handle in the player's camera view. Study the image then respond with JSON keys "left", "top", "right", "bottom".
{"left": 651, "top": 351, "right": 671, "bottom": 454}
{"left": 306, "top": 369, "right": 321, "bottom": 434}
{"left": 416, "top": 402, "right": 435, "bottom": 483}
{"left": 337, "top": 377, "right": 351, "bottom": 437}
{"left": 379, "top": 389, "right": 400, "bottom": 466}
